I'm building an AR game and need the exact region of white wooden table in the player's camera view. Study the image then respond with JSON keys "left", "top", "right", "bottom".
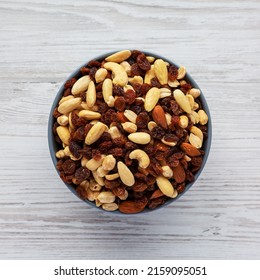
{"left": 0, "top": 0, "right": 260, "bottom": 259}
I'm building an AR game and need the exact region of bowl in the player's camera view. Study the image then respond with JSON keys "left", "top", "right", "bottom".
{"left": 48, "top": 50, "right": 212, "bottom": 214}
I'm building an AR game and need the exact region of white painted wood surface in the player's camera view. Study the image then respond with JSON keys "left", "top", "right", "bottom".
{"left": 0, "top": 0, "right": 260, "bottom": 259}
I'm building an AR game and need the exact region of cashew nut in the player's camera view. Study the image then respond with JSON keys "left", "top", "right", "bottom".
{"left": 103, "top": 62, "right": 128, "bottom": 86}
{"left": 129, "top": 149, "right": 150, "bottom": 168}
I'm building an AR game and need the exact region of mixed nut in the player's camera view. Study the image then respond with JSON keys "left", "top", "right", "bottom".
{"left": 52, "top": 50, "right": 209, "bottom": 214}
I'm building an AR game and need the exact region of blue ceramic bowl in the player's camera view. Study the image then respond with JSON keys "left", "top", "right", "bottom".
{"left": 48, "top": 51, "right": 212, "bottom": 214}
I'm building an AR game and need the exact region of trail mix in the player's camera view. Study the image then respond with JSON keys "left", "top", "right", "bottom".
{"left": 53, "top": 50, "right": 208, "bottom": 214}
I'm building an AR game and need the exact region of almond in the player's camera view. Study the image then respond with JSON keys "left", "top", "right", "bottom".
{"left": 117, "top": 161, "right": 135, "bottom": 186}
{"left": 180, "top": 143, "right": 201, "bottom": 157}
{"left": 156, "top": 176, "right": 177, "bottom": 198}
{"left": 173, "top": 163, "right": 186, "bottom": 183}
{"left": 118, "top": 201, "right": 145, "bottom": 214}
{"left": 85, "top": 122, "right": 107, "bottom": 145}
{"left": 150, "top": 189, "right": 164, "bottom": 200}
{"left": 105, "top": 50, "right": 131, "bottom": 63}
{"left": 71, "top": 75, "right": 91, "bottom": 95}
{"left": 154, "top": 59, "right": 168, "bottom": 85}
{"left": 152, "top": 105, "right": 168, "bottom": 129}
{"left": 144, "top": 87, "right": 160, "bottom": 112}
{"left": 173, "top": 89, "right": 191, "bottom": 114}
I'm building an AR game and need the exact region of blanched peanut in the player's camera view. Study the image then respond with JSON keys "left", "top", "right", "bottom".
{"left": 95, "top": 68, "right": 108, "bottom": 83}
{"left": 89, "top": 179, "right": 102, "bottom": 191}
{"left": 122, "top": 122, "right": 137, "bottom": 133}
{"left": 162, "top": 166, "right": 173, "bottom": 178}
{"left": 92, "top": 170, "right": 105, "bottom": 186}
{"left": 105, "top": 173, "right": 119, "bottom": 180}
{"left": 189, "top": 88, "right": 201, "bottom": 98}
{"left": 124, "top": 110, "right": 137, "bottom": 123}
{"left": 177, "top": 66, "right": 186, "bottom": 79}
{"left": 96, "top": 166, "right": 109, "bottom": 177}
{"left": 86, "top": 155, "right": 105, "bottom": 171}
{"left": 97, "top": 191, "right": 116, "bottom": 203}
{"left": 108, "top": 126, "right": 122, "bottom": 139}
{"left": 57, "top": 115, "right": 69, "bottom": 126}
{"left": 179, "top": 115, "right": 189, "bottom": 128}
{"left": 198, "top": 110, "right": 208, "bottom": 125}
{"left": 102, "top": 155, "right": 116, "bottom": 171}
{"left": 102, "top": 203, "right": 119, "bottom": 211}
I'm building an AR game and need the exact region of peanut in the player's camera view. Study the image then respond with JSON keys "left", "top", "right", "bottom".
{"left": 189, "top": 133, "right": 202, "bottom": 149}
{"left": 97, "top": 191, "right": 116, "bottom": 203}
{"left": 129, "top": 76, "right": 143, "bottom": 84}
{"left": 159, "top": 87, "right": 171, "bottom": 98}
{"left": 102, "top": 155, "right": 116, "bottom": 171}
{"left": 162, "top": 166, "right": 173, "bottom": 178}
{"left": 92, "top": 170, "right": 105, "bottom": 186}
{"left": 198, "top": 110, "right": 208, "bottom": 125}
{"left": 96, "top": 166, "right": 109, "bottom": 177}
{"left": 102, "top": 203, "right": 119, "bottom": 211}
{"left": 189, "top": 88, "right": 201, "bottom": 99}
{"left": 95, "top": 68, "right": 108, "bottom": 83}
{"left": 179, "top": 115, "right": 189, "bottom": 128}
{"left": 122, "top": 122, "right": 137, "bottom": 133}
{"left": 57, "top": 115, "right": 69, "bottom": 126}
{"left": 105, "top": 173, "right": 119, "bottom": 180}
{"left": 168, "top": 79, "right": 180, "bottom": 87}
{"left": 59, "top": 95, "right": 74, "bottom": 105}
{"left": 189, "top": 110, "right": 200, "bottom": 124}
{"left": 89, "top": 179, "right": 102, "bottom": 191}
{"left": 108, "top": 126, "right": 122, "bottom": 139}
{"left": 190, "top": 126, "right": 203, "bottom": 141}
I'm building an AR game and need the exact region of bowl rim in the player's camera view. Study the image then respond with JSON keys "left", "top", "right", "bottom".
{"left": 48, "top": 50, "right": 212, "bottom": 215}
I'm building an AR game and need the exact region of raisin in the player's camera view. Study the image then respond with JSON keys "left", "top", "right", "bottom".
{"left": 60, "top": 172, "right": 73, "bottom": 184}
{"left": 63, "top": 88, "right": 71, "bottom": 97}
{"left": 124, "top": 151, "right": 133, "bottom": 166}
{"left": 96, "top": 91, "right": 103, "bottom": 99}
{"left": 134, "top": 173, "right": 146, "bottom": 181}
{"left": 99, "top": 141, "right": 113, "bottom": 152}
{"left": 155, "top": 151, "right": 166, "bottom": 161}
{"left": 134, "top": 98, "right": 144, "bottom": 106}
{"left": 180, "top": 83, "right": 192, "bottom": 93}
{"left": 96, "top": 82, "right": 103, "bottom": 92}
{"left": 53, "top": 107, "right": 62, "bottom": 118}
{"left": 148, "top": 197, "right": 166, "bottom": 209}
{"left": 92, "top": 149, "right": 102, "bottom": 161}
{"left": 135, "top": 196, "right": 148, "bottom": 208}
{"left": 74, "top": 167, "right": 90, "bottom": 184}
{"left": 88, "top": 60, "right": 101, "bottom": 68}
{"left": 124, "top": 89, "right": 136, "bottom": 104}
{"left": 80, "top": 67, "right": 90, "bottom": 75}
{"left": 57, "top": 159, "right": 65, "bottom": 171}
{"left": 100, "top": 131, "right": 112, "bottom": 142}
{"left": 125, "top": 141, "right": 138, "bottom": 150}
{"left": 64, "top": 78, "right": 77, "bottom": 89}
{"left": 102, "top": 109, "right": 118, "bottom": 125}
{"left": 143, "top": 143, "right": 156, "bottom": 156}
{"left": 104, "top": 179, "right": 121, "bottom": 189}
{"left": 81, "top": 146, "right": 92, "bottom": 158}
{"left": 89, "top": 67, "right": 97, "bottom": 80}
{"left": 146, "top": 176, "right": 156, "bottom": 185}
{"left": 164, "top": 133, "right": 179, "bottom": 142}
{"left": 62, "top": 159, "right": 76, "bottom": 175}
{"left": 112, "top": 136, "right": 127, "bottom": 148}
{"left": 151, "top": 77, "right": 161, "bottom": 88}
{"left": 71, "top": 111, "right": 79, "bottom": 128}
{"left": 170, "top": 101, "right": 182, "bottom": 115}
{"left": 186, "top": 170, "right": 195, "bottom": 182}
{"left": 151, "top": 126, "right": 165, "bottom": 140}
{"left": 176, "top": 183, "right": 185, "bottom": 194}
{"left": 131, "top": 63, "right": 142, "bottom": 76}
{"left": 133, "top": 182, "right": 148, "bottom": 192}
{"left": 69, "top": 141, "right": 81, "bottom": 158}
{"left": 72, "top": 126, "right": 85, "bottom": 141}
{"left": 55, "top": 135, "right": 62, "bottom": 145}
{"left": 76, "top": 117, "right": 87, "bottom": 127}
{"left": 108, "top": 148, "right": 124, "bottom": 157}
{"left": 98, "top": 102, "right": 109, "bottom": 114}
{"left": 84, "top": 124, "right": 93, "bottom": 136}
{"left": 130, "top": 105, "right": 142, "bottom": 114}
{"left": 112, "top": 186, "right": 125, "bottom": 196}
{"left": 180, "top": 158, "right": 188, "bottom": 170}
{"left": 114, "top": 96, "right": 126, "bottom": 111}
{"left": 171, "top": 115, "right": 180, "bottom": 126}
{"left": 136, "top": 112, "right": 149, "bottom": 128}
{"left": 191, "top": 156, "right": 203, "bottom": 167}
{"left": 131, "top": 50, "right": 142, "bottom": 60}
{"left": 53, "top": 122, "right": 59, "bottom": 135}
{"left": 113, "top": 85, "right": 124, "bottom": 96}
{"left": 76, "top": 185, "right": 88, "bottom": 199}
{"left": 136, "top": 53, "right": 151, "bottom": 71}
{"left": 168, "top": 65, "right": 178, "bottom": 81}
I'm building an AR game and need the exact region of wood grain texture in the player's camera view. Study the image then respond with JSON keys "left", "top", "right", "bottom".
{"left": 0, "top": 0, "right": 260, "bottom": 259}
